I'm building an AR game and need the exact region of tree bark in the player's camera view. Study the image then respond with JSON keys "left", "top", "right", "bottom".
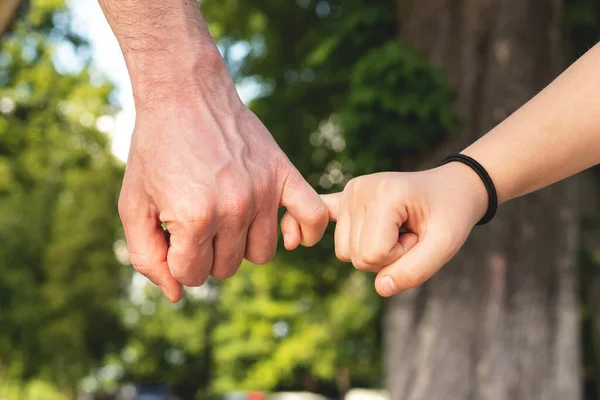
{"left": 385, "top": 1, "right": 581, "bottom": 399}
{"left": 0, "top": 0, "right": 23, "bottom": 38}
{"left": 580, "top": 171, "right": 600, "bottom": 397}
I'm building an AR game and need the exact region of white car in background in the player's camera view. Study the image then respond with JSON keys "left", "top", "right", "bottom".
{"left": 344, "top": 389, "right": 390, "bottom": 400}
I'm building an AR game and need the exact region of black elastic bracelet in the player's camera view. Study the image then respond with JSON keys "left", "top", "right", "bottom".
{"left": 440, "top": 154, "right": 498, "bottom": 226}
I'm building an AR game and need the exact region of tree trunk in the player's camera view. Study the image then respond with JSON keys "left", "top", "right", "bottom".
{"left": 580, "top": 171, "right": 600, "bottom": 397}
{"left": 335, "top": 367, "right": 351, "bottom": 398}
{"left": 0, "top": 0, "right": 23, "bottom": 38}
{"left": 384, "top": 1, "right": 581, "bottom": 399}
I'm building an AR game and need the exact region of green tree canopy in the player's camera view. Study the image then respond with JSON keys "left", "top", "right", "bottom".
{"left": 0, "top": 0, "right": 126, "bottom": 396}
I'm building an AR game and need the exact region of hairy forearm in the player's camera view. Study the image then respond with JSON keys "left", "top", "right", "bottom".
{"left": 463, "top": 42, "right": 600, "bottom": 204}
{"left": 99, "top": 0, "right": 230, "bottom": 107}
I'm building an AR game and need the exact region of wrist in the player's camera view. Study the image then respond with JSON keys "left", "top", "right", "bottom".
{"left": 101, "top": 0, "right": 229, "bottom": 108}
{"left": 461, "top": 139, "right": 512, "bottom": 205}
{"left": 437, "top": 162, "right": 490, "bottom": 226}
{"left": 129, "top": 47, "right": 241, "bottom": 113}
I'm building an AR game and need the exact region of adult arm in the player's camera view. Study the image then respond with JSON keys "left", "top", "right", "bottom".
{"left": 99, "top": 0, "right": 328, "bottom": 302}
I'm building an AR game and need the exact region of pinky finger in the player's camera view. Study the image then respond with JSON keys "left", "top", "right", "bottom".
{"left": 280, "top": 211, "right": 302, "bottom": 250}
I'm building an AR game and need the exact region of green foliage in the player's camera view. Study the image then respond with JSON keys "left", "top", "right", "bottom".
{"left": 565, "top": 0, "right": 600, "bottom": 60}
{"left": 0, "top": 0, "right": 125, "bottom": 393}
{"left": 0, "top": 0, "right": 595, "bottom": 398}
{"left": 563, "top": 2, "right": 600, "bottom": 399}
{"left": 112, "top": 285, "right": 216, "bottom": 399}
{"left": 2, "top": 0, "right": 454, "bottom": 398}
{"left": 204, "top": 0, "right": 456, "bottom": 183}
{"left": 0, "top": 378, "right": 68, "bottom": 400}
{"left": 339, "top": 42, "right": 457, "bottom": 173}
{"left": 199, "top": 0, "right": 458, "bottom": 396}
{"left": 212, "top": 261, "right": 383, "bottom": 395}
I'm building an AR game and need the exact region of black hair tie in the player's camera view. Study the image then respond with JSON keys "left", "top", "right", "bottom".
{"left": 440, "top": 154, "right": 498, "bottom": 226}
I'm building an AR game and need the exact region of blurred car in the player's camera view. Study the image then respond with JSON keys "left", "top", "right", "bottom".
{"left": 269, "top": 393, "right": 330, "bottom": 400}
{"left": 344, "top": 389, "right": 389, "bottom": 400}
{"left": 115, "top": 384, "right": 177, "bottom": 400}
{"left": 222, "top": 392, "right": 267, "bottom": 400}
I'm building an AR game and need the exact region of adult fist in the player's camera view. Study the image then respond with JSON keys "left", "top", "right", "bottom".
{"left": 118, "top": 87, "right": 328, "bottom": 303}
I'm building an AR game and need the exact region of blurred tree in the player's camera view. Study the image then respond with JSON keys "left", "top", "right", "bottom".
{"left": 565, "top": 0, "right": 600, "bottom": 61}
{"left": 202, "top": 0, "right": 585, "bottom": 399}
{"left": 201, "top": 0, "right": 456, "bottom": 398}
{"left": 386, "top": 1, "right": 579, "bottom": 399}
{"left": 564, "top": 1, "right": 600, "bottom": 399}
{"left": 0, "top": 0, "right": 596, "bottom": 399}
{"left": 212, "top": 261, "right": 383, "bottom": 397}
{"left": 110, "top": 284, "right": 216, "bottom": 400}
{"left": 0, "top": 0, "right": 126, "bottom": 396}
{"left": 0, "top": 0, "right": 23, "bottom": 37}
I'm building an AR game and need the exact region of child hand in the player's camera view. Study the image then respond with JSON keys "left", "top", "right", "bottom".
{"left": 280, "top": 163, "right": 489, "bottom": 296}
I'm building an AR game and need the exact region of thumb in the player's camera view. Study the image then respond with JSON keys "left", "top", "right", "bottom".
{"left": 320, "top": 193, "right": 342, "bottom": 221}
{"left": 280, "top": 168, "right": 329, "bottom": 248}
{"left": 375, "top": 228, "right": 458, "bottom": 297}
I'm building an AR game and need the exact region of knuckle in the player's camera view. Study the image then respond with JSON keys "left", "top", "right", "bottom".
{"left": 129, "top": 253, "right": 153, "bottom": 273}
{"left": 212, "top": 254, "right": 245, "bottom": 280}
{"left": 274, "top": 155, "right": 297, "bottom": 184}
{"left": 253, "top": 173, "right": 274, "bottom": 201}
{"left": 245, "top": 231, "right": 277, "bottom": 265}
{"left": 246, "top": 249, "right": 275, "bottom": 265}
{"left": 211, "top": 267, "right": 237, "bottom": 280}
{"left": 344, "top": 177, "right": 359, "bottom": 192}
{"left": 335, "top": 248, "right": 351, "bottom": 263}
{"left": 305, "top": 203, "right": 328, "bottom": 227}
{"left": 375, "top": 178, "right": 392, "bottom": 197}
{"left": 360, "top": 248, "right": 387, "bottom": 266}
{"left": 353, "top": 176, "right": 367, "bottom": 190}
{"left": 353, "top": 259, "right": 373, "bottom": 272}
{"left": 176, "top": 202, "right": 215, "bottom": 228}
{"left": 117, "top": 195, "right": 133, "bottom": 223}
{"left": 171, "top": 267, "right": 208, "bottom": 287}
{"left": 117, "top": 199, "right": 126, "bottom": 221}
{"left": 131, "top": 262, "right": 151, "bottom": 277}
{"left": 227, "top": 190, "right": 254, "bottom": 220}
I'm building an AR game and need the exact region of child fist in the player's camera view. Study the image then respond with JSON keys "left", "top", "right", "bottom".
{"left": 281, "top": 164, "right": 489, "bottom": 297}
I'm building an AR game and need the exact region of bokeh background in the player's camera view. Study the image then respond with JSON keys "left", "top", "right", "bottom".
{"left": 2, "top": 0, "right": 600, "bottom": 399}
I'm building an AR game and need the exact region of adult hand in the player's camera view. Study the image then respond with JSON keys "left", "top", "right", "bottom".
{"left": 118, "top": 67, "right": 328, "bottom": 303}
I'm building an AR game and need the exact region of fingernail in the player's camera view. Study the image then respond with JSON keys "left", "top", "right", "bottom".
{"left": 379, "top": 276, "right": 398, "bottom": 296}
{"left": 159, "top": 285, "right": 172, "bottom": 302}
